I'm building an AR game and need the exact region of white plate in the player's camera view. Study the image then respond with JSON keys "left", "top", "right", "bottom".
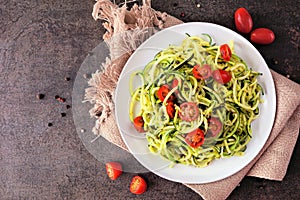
{"left": 115, "top": 22, "right": 276, "bottom": 184}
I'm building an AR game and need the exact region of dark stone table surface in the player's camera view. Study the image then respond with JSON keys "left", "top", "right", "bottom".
{"left": 1, "top": 0, "right": 299, "bottom": 199}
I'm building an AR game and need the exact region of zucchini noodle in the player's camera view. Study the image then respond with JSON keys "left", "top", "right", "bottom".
{"left": 129, "top": 34, "right": 264, "bottom": 167}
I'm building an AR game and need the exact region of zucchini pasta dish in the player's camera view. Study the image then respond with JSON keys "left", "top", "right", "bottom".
{"left": 129, "top": 34, "right": 264, "bottom": 168}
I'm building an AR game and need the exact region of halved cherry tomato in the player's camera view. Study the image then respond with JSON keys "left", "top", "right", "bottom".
{"left": 157, "top": 85, "right": 175, "bottom": 102}
{"left": 250, "top": 28, "right": 275, "bottom": 45}
{"left": 166, "top": 102, "right": 175, "bottom": 119}
{"left": 220, "top": 44, "right": 232, "bottom": 62}
{"left": 192, "top": 64, "right": 212, "bottom": 80}
{"left": 208, "top": 117, "right": 223, "bottom": 137}
{"left": 172, "top": 78, "right": 180, "bottom": 95}
{"left": 234, "top": 7, "right": 253, "bottom": 34}
{"left": 179, "top": 102, "right": 199, "bottom": 122}
{"left": 172, "top": 78, "right": 179, "bottom": 88}
{"left": 212, "top": 69, "right": 232, "bottom": 84}
{"left": 185, "top": 128, "right": 205, "bottom": 148}
{"left": 133, "top": 116, "right": 145, "bottom": 133}
{"left": 130, "top": 175, "right": 147, "bottom": 195}
{"left": 105, "top": 162, "right": 122, "bottom": 180}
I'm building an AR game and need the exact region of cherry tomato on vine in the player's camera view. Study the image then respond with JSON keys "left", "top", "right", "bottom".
{"left": 208, "top": 117, "right": 223, "bottom": 137}
{"left": 179, "top": 102, "right": 199, "bottom": 122}
{"left": 220, "top": 44, "right": 232, "bottom": 62}
{"left": 185, "top": 128, "right": 205, "bottom": 148}
{"left": 157, "top": 85, "right": 175, "bottom": 102}
{"left": 130, "top": 175, "right": 147, "bottom": 195}
{"left": 234, "top": 7, "right": 253, "bottom": 34}
{"left": 192, "top": 64, "right": 212, "bottom": 80}
{"left": 250, "top": 28, "right": 275, "bottom": 45}
{"left": 105, "top": 162, "right": 122, "bottom": 180}
{"left": 133, "top": 116, "right": 145, "bottom": 133}
{"left": 212, "top": 69, "right": 232, "bottom": 84}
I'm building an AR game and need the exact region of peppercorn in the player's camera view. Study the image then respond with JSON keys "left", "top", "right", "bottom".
{"left": 55, "top": 95, "right": 66, "bottom": 103}
{"left": 36, "top": 93, "right": 45, "bottom": 99}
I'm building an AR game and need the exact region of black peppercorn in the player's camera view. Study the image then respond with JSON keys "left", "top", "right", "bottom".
{"left": 36, "top": 94, "right": 45, "bottom": 99}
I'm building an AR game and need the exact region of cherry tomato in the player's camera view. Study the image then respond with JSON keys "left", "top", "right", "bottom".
{"left": 185, "top": 128, "right": 205, "bottom": 148}
{"left": 250, "top": 28, "right": 275, "bottom": 45}
{"left": 133, "top": 116, "right": 145, "bottom": 133}
{"left": 166, "top": 102, "right": 175, "bottom": 119}
{"left": 234, "top": 7, "right": 253, "bottom": 34}
{"left": 105, "top": 162, "right": 122, "bottom": 180}
{"left": 130, "top": 175, "right": 147, "bottom": 195}
{"left": 157, "top": 85, "right": 175, "bottom": 102}
{"left": 208, "top": 117, "right": 223, "bottom": 137}
{"left": 220, "top": 44, "right": 232, "bottom": 62}
{"left": 179, "top": 102, "right": 199, "bottom": 122}
{"left": 192, "top": 64, "right": 212, "bottom": 80}
{"left": 172, "top": 78, "right": 180, "bottom": 95}
{"left": 212, "top": 69, "right": 232, "bottom": 84}
{"left": 172, "top": 78, "right": 179, "bottom": 88}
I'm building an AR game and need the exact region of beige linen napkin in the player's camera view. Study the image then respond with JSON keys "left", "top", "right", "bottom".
{"left": 85, "top": 1, "right": 300, "bottom": 199}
